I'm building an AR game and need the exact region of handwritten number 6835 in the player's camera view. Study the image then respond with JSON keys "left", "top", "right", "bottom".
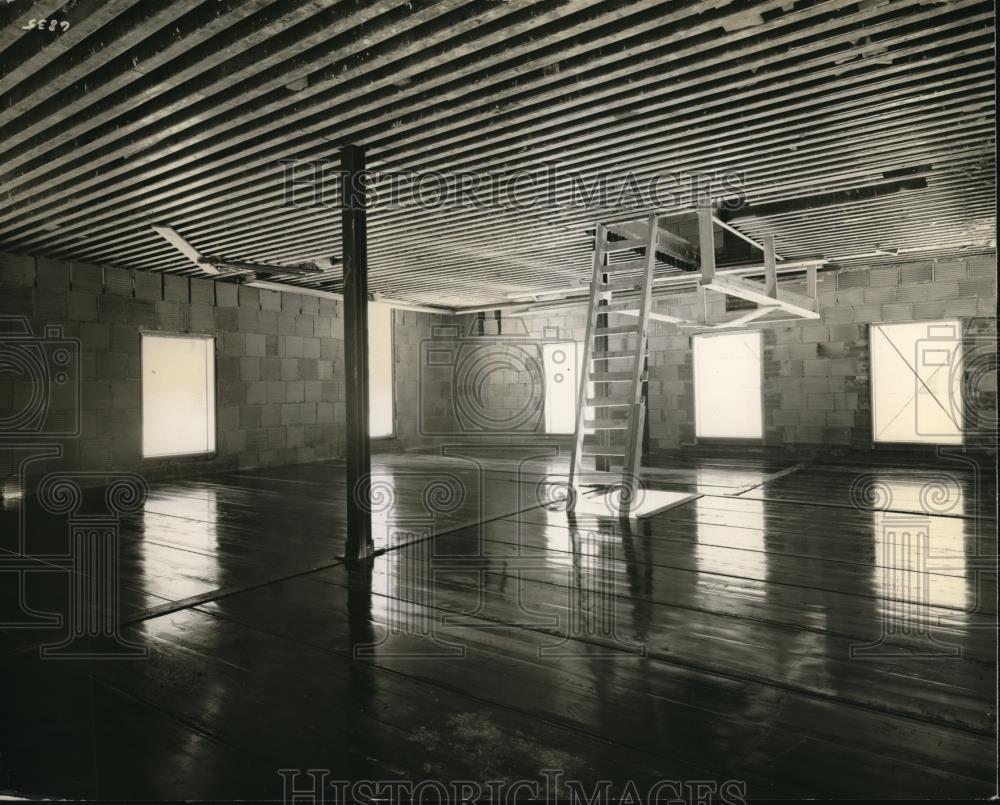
{"left": 21, "top": 19, "right": 71, "bottom": 31}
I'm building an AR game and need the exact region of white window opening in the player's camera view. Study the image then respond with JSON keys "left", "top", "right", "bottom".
{"left": 369, "top": 302, "right": 395, "bottom": 438}
{"left": 693, "top": 331, "right": 763, "bottom": 440}
{"left": 870, "top": 320, "right": 963, "bottom": 444}
{"left": 142, "top": 333, "right": 216, "bottom": 458}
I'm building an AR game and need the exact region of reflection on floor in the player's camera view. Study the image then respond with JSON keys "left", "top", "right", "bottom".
{"left": 0, "top": 448, "right": 995, "bottom": 799}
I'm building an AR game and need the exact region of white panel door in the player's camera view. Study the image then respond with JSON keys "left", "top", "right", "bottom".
{"left": 693, "top": 331, "right": 763, "bottom": 439}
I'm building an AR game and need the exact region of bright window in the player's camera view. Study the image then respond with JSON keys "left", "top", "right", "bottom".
{"left": 693, "top": 331, "right": 763, "bottom": 439}
{"left": 141, "top": 334, "right": 216, "bottom": 458}
{"left": 870, "top": 320, "right": 963, "bottom": 444}
{"left": 369, "top": 302, "right": 394, "bottom": 438}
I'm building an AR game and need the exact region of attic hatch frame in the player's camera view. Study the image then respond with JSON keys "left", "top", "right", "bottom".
{"left": 614, "top": 206, "right": 821, "bottom": 331}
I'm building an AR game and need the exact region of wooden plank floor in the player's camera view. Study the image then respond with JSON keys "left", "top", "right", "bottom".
{"left": 0, "top": 450, "right": 995, "bottom": 799}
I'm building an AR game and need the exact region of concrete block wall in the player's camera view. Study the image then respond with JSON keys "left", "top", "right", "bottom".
{"left": 1, "top": 254, "right": 443, "bottom": 483}
{"left": 431, "top": 252, "right": 996, "bottom": 455}
{"left": 437, "top": 310, "right": 588, "bottom": 443}
{"left": 645, "top": 252, "right": 997, "bottom": 453}
{"left": 392, "top": 308, "right": 458, "bottom": 447}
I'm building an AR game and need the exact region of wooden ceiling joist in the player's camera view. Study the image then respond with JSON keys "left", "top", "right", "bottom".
{"left": 0, "top": 0, "right": 993, "bottom": 307}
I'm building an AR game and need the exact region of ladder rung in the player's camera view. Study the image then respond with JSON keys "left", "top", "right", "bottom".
{"left": 592, "top": 325, "right": 637, "bottom": 337}
{"left": 582, "top": 448, "right": 626, "bottom": 457}
{"left": 604, "top": 238, "right": 647, "bottom": 253}
{"left": 603, "top": 259, "right": 648, "bottom": 274}
{"left": 585, "top": 420, "right": 629, "bottom": 430}
{"left": 592, "top": 351, "right": 635, "bottom": 361}
{"left": 585, "top": 398, "right": 631, "bottom": 407}
{"left": 590, "top": 371, "right": 646, "bottom": 382}
{"left": 599, "top": 279, "right": 642, "bottom": 292}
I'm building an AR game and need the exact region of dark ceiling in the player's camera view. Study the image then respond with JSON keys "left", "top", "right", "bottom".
{"left": 0, "top": 0, "right": 994, "bottom": 307}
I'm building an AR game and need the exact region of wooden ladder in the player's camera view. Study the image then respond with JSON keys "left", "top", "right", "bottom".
{"left": 568, "top": 213, "right": 658, "bottom": 512}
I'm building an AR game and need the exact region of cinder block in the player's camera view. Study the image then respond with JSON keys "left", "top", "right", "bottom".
{"left": 281, "top": 358, "right": 299, "bottom": 381}
{"left": 216, "top": 283, "right": 239, "bottom": 308}
{"left": 219, "top": 380, "right": 247, "bottom": 406}
{"left": 830, "top": 358, "right": 857, "bottom": 377}
{"left": 237, "top": 306, "right": 258, "bottom": 333}
{"left": 35, "top": 291, "right": 67, "bottom": 321}
{"left": 214, "top": 306, "right": 238, "bottom": 331}
{"left": 864, "top": 287, "right": 895, "bottom": 304}
{"left": 261, "top": 358, "right": 281, "bottom": 381}
{"left": 112, "top": 380, "right": 139, "bottom": 408}
{"left": 267, "top": 427, "right": 287, "bottom": 450}
{"left": 286, "top": 426, "right": 305, "bottom": 449}
{"left": 162, "top": 274, "right": 189, "bottom": 303}
{"left": 899, "top": 262, "right": 933, "bottom": 284}
{"left": 102, "top": 267, "right": 132, "bottom": 297}
{"left": 246, "top": 381, "right": 267, "bottom": 405}
{"left": 943, "top": 298, "right": 978, "bottom": 317}
{"left": 155, "top": 301, "right": 182, "bottom": 330}
{"left": 266, "top": 381, "right": 285, "bottom": 403}
{"left": 300, "top": 295, "right": 320, "bottom": 316}
{"left": 926, "top": 281, "right": 960, "bottom": 301}
{"left": 299, "top": 359, "right": 318, "bottom": 381}
{"left": 286, "top": 381, "right": 305, "bottom": 403}
{"left": 35, "top": 257, "right": 69, "bottom": 291}
{"left": 239, "top": 406, "right": 261, "bottom": 429}
{"left": 260, "top": 289, "right": 281, "bottom": 312}
{"left": 881, "top": 303, "right": 913, "bottom": 321}
{"left": 837, "top": 270, "right": 869, "bottom": 290}
{"left": 260, "top": 404, "right": 281, "bottom": 427}
{"left": 245, "top": 333, "right": 266, "bottom": 357}
{"left": 281, "top": 293, "right": 301, "bottom": 315}
{"left": 894, "top": 284, "right": 927, "bottom": 302}
{"left": 221, "top": 331, "right": 243, "bottom": 355}
{"left": 238, "top": 285, "right": 260, "bottom": 309}
{"left": 98, "top": 295, "right": 128, "bottom": 323}
{"left": 934, "top": 259, "right": 967, "bottom": 281}
{"left": 82, "top": 380, "right": 111, "bottom": 410}
{"left": 217, "top": 405, "right": 240, "bottom": 432}
{"left": 69, "top": 262, "right": 104, "bottom": 293}
{"left": 68, "top": 292, "right": 99, "bottom": 322}
{"left": 127, "top": 299, "right": 156, "bottom": 326}
{"left": 303, "top": 337, "right": 320, "bottom": 359}
{"left": 95, "top": 352, "right": 130, "bottom": 382}
{"left": 958, "top": 277, "right": 995, "bottom": 298}
{"left": 190, "top": 278, "right": 215, "bottom": 305}
{"left": 217, "top": 357, "right": 240, "bottom": 382}
{"left": 828, "top": 324, "right": 861, "bottom": 342}
{"left": 280, "top": 403, "right": 302, "bottom": 426}
{"left": 133, "top": 271, "right": 162, "bottom": 301}
{"left": 189, "top": 304, "right": 214, "bottom": 331}
{"left": 239, "top": 357, "right": 261, "bottom": 381}
{"left": 222, "top": 430, "right": 248, "bottom": 456}
{"left": 868, "top": 267, "right": 899, "bottom": 287}
{"left": 850, "top": 304, "right": 881, "bottom": 323}
{"left": 966, "top": 253, "right": 996, "bottom": 277}
{"left": 79, "top": 323, "right": 110, "bottom": 352}
{"left": 284, "top": 335, "right": 304, "bottom": 358}
{"left": 912, "top": 300, "right": 945, "bottom": 319}
{"left": 304, "top": 381, "right": 323, "bottom": 402}
{"left": 294, "top": 316, "right": 313, "bottom": 337}
{"left": 0, "top": 252, "right": 36, "bottom": 286}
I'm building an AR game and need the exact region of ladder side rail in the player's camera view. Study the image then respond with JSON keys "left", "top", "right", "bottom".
{"left": 622, "top": 214, "right": 659, "bottom": 510}
{"left": 569, "top": 223, "right": 609, "bottom": 498}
